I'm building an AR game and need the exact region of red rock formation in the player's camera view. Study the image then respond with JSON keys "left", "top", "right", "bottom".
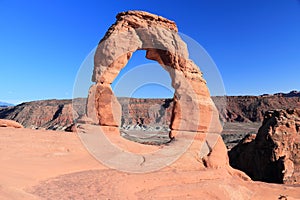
{"left": 87, "top": 10, "right": 222, "bottom": 134}
{"left": 229, "top": 109, "right": 300, "bottom": 184}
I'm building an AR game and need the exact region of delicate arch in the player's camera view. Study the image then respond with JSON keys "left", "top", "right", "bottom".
{"left": 86, "top": 11, "right": 222, "bottom": 137}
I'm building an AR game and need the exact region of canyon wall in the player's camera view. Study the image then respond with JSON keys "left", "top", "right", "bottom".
{"left": 0, "top": 93, "right": 298, "bottom": 131}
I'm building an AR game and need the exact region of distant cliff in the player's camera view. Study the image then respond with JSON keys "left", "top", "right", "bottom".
{"left": 0, "top": 91, "right": 299, "bottom": 131}
{"left": 213, "top": 95, "right": 299, "bottom": 123}
{"left": 0, "top": 99, "right": 85, "bottom": 130}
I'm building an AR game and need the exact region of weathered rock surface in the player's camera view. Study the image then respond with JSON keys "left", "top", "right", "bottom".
{"left": 87, "top": 10, "right": 222, "bottom": 134}
{"left": 88, "top": 83, "right": 121, "bottom": 127}
{"left": 0, "top": 119, "right": 23, "bottom": 128}
{"left": 229, "top": 109, "right": 300, "bottom": 184}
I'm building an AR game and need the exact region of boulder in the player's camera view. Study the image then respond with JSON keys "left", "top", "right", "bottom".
{"left": 229, "top": 109, "right": 300, "bottom": 184}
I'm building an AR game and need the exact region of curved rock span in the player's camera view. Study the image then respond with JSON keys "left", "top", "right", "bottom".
{"left": 86, "top": 10, "right": 222, "bottom": 136}
{"left": 229, "top": 109, "right": 300, "bottom": 184}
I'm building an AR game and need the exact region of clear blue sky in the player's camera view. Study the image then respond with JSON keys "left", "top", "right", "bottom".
{"left": 1, "top": 0, "right": 299, "bottom": 104}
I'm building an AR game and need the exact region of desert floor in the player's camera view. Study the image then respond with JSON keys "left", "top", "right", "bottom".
{"left": 0, "top": 127, "right": 299, "bottom": 200}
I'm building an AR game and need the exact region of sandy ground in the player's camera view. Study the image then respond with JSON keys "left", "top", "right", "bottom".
{"left": 0, "top": 127, "right": 104, "bottom": 199}
{"left": 0, "top": 127, "right": 299, "bottom": 199}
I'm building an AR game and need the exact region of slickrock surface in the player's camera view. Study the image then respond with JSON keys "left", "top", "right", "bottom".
{"left": 229, "top": 109, "right": 300, "bottom": 184}
{"left": 87, "top": 10, "right": 222, "bottom": 134}
{"left": 0, "top": 127, "right": 299, "bottom": 199}
{"left": 0, "top": 127, "right": 103, "bottom": 200}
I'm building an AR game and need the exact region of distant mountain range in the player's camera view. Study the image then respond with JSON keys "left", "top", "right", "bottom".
{"left": 0, "top": 101, "right": 14, "bottom": 107}
{"left": 261, "top": 90, "right": 300, "bottom": 97}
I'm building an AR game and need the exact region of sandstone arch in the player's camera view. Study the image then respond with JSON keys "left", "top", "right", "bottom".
{"left": 86, "top": 11, "right": 222, "bottom": 137}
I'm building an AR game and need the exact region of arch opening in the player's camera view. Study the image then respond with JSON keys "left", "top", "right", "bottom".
{"left": 112, "top": 50, "right": 175, "bottom": 145}
{"left": 111, "top": 50, "right": 174, "bottom": 99}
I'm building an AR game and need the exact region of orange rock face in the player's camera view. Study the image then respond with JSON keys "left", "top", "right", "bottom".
{"left": 87, "top": 10, "right": 222, "bottom": 134}
{"left": 87, "top": 83, "right": 121, "bottom": 127}
{"left": 229, "top": 109, "right": 300, "bottom": 184}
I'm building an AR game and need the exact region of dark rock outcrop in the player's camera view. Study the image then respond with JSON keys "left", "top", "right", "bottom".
{"left": 229, "top": 109, "right": 300, "bottom": 184}
{"left": 273, "top": 90, "right": 300, "bottom": 98}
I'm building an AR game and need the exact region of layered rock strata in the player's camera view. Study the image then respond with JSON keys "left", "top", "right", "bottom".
{"left": 0, "top": 94, "right": 298, "bottom": 132}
